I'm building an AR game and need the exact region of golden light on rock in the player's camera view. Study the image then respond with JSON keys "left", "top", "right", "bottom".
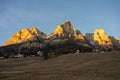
{"left": 75, "top": 34, "right": 84, "bottom": 40}
{"left": 53, "top": 25, "right": 63, "bottom": 36}
{"left": 30, "top": 27, "right": 39, "bottom": 36}
{"left": 47, "top": 21, "right": 84, "bottom": 40}
{"left": 115, "top": 37, "right": 120, "bottom": 43}
{"left": 46, "top": 25, "right": 63, "bottom": 39}
{"left": 4, "top": 27, "right": 39, "bottom": 46}
{"left": 46, "top": 25, "right": 64, "bottom": 38}
{"left": 94, "top": 29, "right": 113, "bottom": 46}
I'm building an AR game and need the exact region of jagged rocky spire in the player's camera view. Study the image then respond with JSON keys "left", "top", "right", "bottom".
{"left": 46, "top": 20, "right": 84, "bottom": 40}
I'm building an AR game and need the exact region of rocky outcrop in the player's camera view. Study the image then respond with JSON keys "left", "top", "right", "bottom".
{"left": 45, "top": 20, "right": 91, "bottom": 54}
{"left": 46, "top": 21, "right": 92, "bottom": 54}
{"left": 109, "top": 36, "right": 120, "bottom": 50}
{"left": 85, "top": 29, "right": 114, "bottom": 51}
{"left": 115, "top": 37, "right": 120, "bottom": 43}
{"left": 93, "top": 29, "right": 113, "bottom": 46}
{"left": 4, "top": 27, "right": 46, "bottom": 46}
{"left": 46, "top": 20, "right": 84, "bottom": 40}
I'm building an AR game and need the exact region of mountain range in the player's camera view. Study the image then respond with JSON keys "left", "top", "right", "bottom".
{"left": 0, "top": 20, "right": 120, "bottom": 59}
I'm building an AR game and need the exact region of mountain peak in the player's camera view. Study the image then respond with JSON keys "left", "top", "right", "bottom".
{"left": 93, "top": 28, "right": 113, "bottom": 46}
{"left": 65, "top": 20, "right": 70, "bottom": 22}
{"left": 47, "top": 20, "right": 84, "bottom": 40}
{"left": 3, "top": 27, "right": 45, "bottom": 46}
{"left": 30, "top": 27, "right": 40, "bottom": 36}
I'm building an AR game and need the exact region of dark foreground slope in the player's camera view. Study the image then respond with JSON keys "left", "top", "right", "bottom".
{"left": 0, "top": 51, "right": 120, "bottom": 80}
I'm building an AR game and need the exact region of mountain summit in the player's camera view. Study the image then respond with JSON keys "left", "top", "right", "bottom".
{"left": 47, "top": 20, "right": 84, "bottom": 40}
{"left": 93, "top": 29, "right": 113, "bottom": 46}
{"left": 4, "top": 27, "right": 45, "bottom": 46}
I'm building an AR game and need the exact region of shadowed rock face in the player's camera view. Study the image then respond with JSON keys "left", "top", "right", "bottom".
{"left": 0, "top": 37, "right": 92, "bottom": 59}
{"left": 0, "top": 38, "right": 46, "bottom": 57}
{"left": 109, "top": 36, "right": 120, "bottom": 50}
{"left": 85, "top": 33, "right": 95, "bottom": 46}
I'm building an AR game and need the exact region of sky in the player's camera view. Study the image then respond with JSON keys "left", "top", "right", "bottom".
{"left": 0, "top": 0, "right": 120, "bottom": 46}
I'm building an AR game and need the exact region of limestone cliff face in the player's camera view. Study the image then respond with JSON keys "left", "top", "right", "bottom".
{"left": 47, "top": 20, "right": 84, "bottom": 40}
{"left": 4, "top": 27, "right": 45, "bottom": 46}
{"left": 93, "top": 29, "right": 113, "bottom": 46}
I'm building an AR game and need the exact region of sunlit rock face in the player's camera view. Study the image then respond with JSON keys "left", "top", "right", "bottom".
{"left": 47, "top": 20, "right": 84, "bottom": 40}
{"left": 93, "top": 29, "right": 113, "bottom": 46}
{"left": 4, "top": 27, "right": 45, "bottom": 46}
{"left": 115, "top": 37, "right": 120, "bottom": 43}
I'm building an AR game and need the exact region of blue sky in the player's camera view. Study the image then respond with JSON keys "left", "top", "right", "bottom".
{"left": 0, "top": 0, "right": 120, "bottom": 46}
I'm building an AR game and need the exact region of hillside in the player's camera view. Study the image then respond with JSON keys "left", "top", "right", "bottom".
{"left": 0, "top": 51, "right": 120, "bottom": 80}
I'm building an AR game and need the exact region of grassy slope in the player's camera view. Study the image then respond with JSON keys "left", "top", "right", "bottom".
{"left": 0, "top": 51, "right": 120, "bottom": 80}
